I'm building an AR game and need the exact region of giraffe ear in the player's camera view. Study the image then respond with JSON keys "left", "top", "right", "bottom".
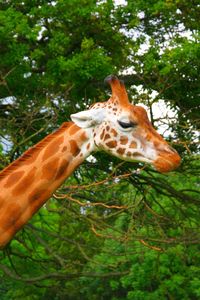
{"left": 70, "top": 108, "right": 105, "bottom": 128}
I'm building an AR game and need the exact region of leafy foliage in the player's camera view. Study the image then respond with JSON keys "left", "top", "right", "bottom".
{"left": 0, "top": 0, "right": 199, "bottom": 299}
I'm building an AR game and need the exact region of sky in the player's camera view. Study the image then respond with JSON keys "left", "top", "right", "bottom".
{"left": 115, "top": 0, "right": 126, "bottom": 5}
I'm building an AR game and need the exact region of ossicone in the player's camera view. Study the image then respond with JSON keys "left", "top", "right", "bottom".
{"left": 104, "top": 74, "right": 130, "bottom": 107}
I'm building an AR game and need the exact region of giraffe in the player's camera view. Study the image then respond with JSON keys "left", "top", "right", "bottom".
{"left": 0, "top": 75, "right": 181, "bottom": 248}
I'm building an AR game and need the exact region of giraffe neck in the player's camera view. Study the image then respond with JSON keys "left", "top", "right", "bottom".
{"left": 0, "top": 122, "right": 93, "bottom": 248}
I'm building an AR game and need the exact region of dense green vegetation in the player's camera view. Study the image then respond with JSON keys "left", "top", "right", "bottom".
{"left": 0, "top": 0, "right": 199, "bottom": 299}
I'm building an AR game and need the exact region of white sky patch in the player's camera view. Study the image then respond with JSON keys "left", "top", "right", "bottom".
{"left": 37, "top": 26, "right": 46, "bottom": 41}
{"left": 86, "top": 155, "right": 97, "bottom": 163}
{"left": 138, "top": 100, "right": 178, "bottom": 137}
{"left": 23, "top": 72, "right": 32, "bottom": 78}
{"left": 0, "top": 135, "right": 13, "bottom": 153}
{"left": 130, "top": 85, "right": 178, "bottom": 138}
{"left": 151, "top": 101, "right": 178, "bottom": 137}
{"left": 115, "top": 0, "right": 127, "bottom": 6}
{"left": 0, "top": 96, "right": 15, "bottom": 105}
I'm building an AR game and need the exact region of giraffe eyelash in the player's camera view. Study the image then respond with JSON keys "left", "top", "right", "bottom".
{"left": 118, "top": 120, "right": 137, "bottom": 129}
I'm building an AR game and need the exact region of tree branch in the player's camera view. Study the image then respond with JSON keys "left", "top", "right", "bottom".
{"left": 0, "top": 263, "right": 129, "bottom": 283}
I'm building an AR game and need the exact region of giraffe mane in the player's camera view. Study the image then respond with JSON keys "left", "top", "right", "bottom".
{"left": 0, "top": 122, "right": 73, "bottom": 179}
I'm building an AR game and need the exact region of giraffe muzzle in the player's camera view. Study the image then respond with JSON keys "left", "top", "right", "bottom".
{"left": 153, "top": 148, "right": 181, "bottom": 173}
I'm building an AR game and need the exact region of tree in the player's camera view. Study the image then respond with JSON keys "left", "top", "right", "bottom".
{"left": 0, "top": 0, "right": 199, "bottom": 299}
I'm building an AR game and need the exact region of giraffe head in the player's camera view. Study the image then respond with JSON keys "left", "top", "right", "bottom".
{"left": 71, "top": 75, "right": 181, "bottom": 172}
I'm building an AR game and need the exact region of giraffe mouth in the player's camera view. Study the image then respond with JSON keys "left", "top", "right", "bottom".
{"left": 120, "top": 152, "right": 154, "bottom": 165}
{"left": 126, "top": 147, "right": 181, "bottom": 173}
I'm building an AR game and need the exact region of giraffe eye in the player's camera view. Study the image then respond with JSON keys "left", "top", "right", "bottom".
{"left": 118, "top": 120, "right": 137, "bottom": 129}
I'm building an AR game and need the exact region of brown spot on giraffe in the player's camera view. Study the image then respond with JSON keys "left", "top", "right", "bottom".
{"left": 117, "top": 148, "right": 125, "bottom": 155}
{"left": 28, "top": 188, "right": 52, "bottom": 216}
{"left": 69, "top": 140, "right": 80, "bottom": 156}
{"left": 28, "top": 188, "right": 47, "bottom": 205}
{"left": 55, "top": 159, "right": 70, "bottom": 180}
{"left": 111, "top": 128, "right": 118, "bottom": 137}
{"left": 12, "top": 167, "right": 36, "bottom": 196}
{"left": 42, "top": 158, "right": 60, "bottom": 181}
{"left": 0, "top": 202, "right": 22, "bottom": 231}
{"left": 62, "top": 146, "right": 68, "bottom": 152}
{"left": 134, "top": 152, "right": 144, "bottom": 157}
{"left": 27, "top": 189, "right": 51, "bottom": 219}
{"left": 80, "top": 131, "right": 87, "bottom": 141}
{"left": 120, "top": 136, "right": 128, "bottom": 145}
{"left": 42, "top": 136, "right": 64, "bottom": 160}
{"left": 130, "top": 141, "right": 137, "bottom": 148}
{"left": 104, "top": 134, "right": 111, "bottom": 141}
{"left": 10, "top": 207, "right": 33, "bottom": 234}
{"left": 106, "top": 140, "right": 117, "bottom": 148}
{"left": 4, "top": 170, "right": 25, "bottom": 188}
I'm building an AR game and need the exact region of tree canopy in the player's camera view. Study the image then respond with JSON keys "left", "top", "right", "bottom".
{"left": 0, "top": 1, "right": 199, "bottom": 299}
